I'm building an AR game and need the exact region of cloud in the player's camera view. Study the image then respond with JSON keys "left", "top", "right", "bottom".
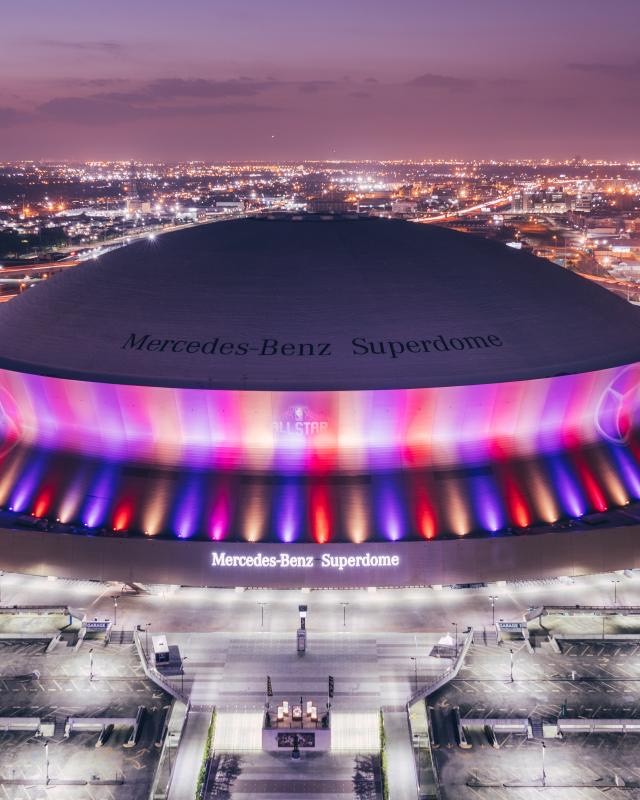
{"left": 0, "top": 107, "right": 32, "bottom": 127}
{"left": 25, "top": 75, "right": 343, "bottom": 126}
{"left": 405, "top": 72, "right": 476, "bottom": 92}
{"left": 349, "top": 90, "right": 370, "bottom": 99}
{"left": 0, "top": 74, "right": 353, "bottom": 128}
{"left": 103, "top": 77, "right": 280, "bottom": 103}
{"left": 567, "top": 59, "right": 640, "bottom": 78}
{"left": 94, "top": 77, "right": 337, "bottom": 103}
{"left": 83, "top": 78, "right": 131, "bottom": 87}
{"left": 297, "top": 80, "right": 335, "bottom": 94}
{"left": 38, "top": 39, "right": 125, "bottom": 54}
{"left": 35, "top": 77, "right": 288, "bottom": 125}
{"left": 488, "top": 77, "right": 528, "bottom": 88}
{"left": 37, "top": 96, "right": 283, "bottom": 125}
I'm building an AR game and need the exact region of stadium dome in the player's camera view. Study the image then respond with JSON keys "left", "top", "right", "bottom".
{"left": 0, "top": 216, "right": 639, "bottom": 390}
{"left": 2, "top": 217, "right": 640, "bottom": 588}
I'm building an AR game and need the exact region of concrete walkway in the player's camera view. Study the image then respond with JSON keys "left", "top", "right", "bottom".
{"left": 384, "top": 711, "right": 417, "bottom": 800}
{"left": 167, "top": 709, "right": 211, "bottom": 800}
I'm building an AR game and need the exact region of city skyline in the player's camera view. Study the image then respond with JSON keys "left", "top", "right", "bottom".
{"left": 1, "top": 0, "right": 639, "bottom": 161}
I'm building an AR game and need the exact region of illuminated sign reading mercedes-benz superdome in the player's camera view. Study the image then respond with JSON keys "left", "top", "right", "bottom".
{"left": 211, "top": 551, "right": 401, "bottom": 570}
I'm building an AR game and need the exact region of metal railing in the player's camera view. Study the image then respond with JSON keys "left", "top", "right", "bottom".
{"left": 408, "top": 628, "right": 474, "bottom": 706}
{"left": 405, "top": 628, "right": 474, "bottom": 799}
{"left": 132, "top": 629, "right": 189, "bottom": 705}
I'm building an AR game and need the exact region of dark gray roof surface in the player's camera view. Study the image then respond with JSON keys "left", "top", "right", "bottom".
{"left": 0, "top": 216, "right": 639, "bottom": 391}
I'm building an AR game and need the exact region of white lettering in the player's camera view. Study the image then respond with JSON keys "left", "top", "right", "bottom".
{"left": 212, "top": 550, "right": 400, "bottom": 570}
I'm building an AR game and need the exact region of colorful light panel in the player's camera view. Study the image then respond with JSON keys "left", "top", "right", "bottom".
{"left": 0, "top": 362, "right": 640, "bottom": 542}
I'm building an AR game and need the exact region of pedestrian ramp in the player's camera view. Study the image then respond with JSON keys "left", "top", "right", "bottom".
{"left": 213, "top": 711, "right": 263, "bottom": 751}
{"left": 331, "top": 711, "right": 380, "bottom": 752}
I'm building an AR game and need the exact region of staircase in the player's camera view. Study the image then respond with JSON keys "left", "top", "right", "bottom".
{"left": 473, "top": 627, "right": 498, "bottom": 646}
{"left": 529, "top": 715, "right": 544, "bottom": 739}
{"left": 59, "top": 630, "right": 78, "bottom": 648}
{"left": 53, "top": 717, "right": 67, "bottom": 740}
{"left": 110, "top": 629, "right": 135, "bottom": 645}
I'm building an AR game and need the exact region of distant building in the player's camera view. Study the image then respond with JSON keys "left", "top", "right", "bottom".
{"left": 390, "top": 198, "right": 418, "bottom": 216}
{"left": 573, "top": 192, "right": 594, "bottom": 213}
{"left": 308, "top": 194, "right": 353, "bottom": 214}
{"left": 215, "top": 200, "right": 245, "bottom": 212}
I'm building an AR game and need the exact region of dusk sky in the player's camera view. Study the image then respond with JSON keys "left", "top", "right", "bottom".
{"left": 1, "top": 0, "right": 639, "bottom": 161}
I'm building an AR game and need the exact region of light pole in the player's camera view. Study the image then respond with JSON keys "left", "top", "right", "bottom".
{"left": 340, "top": 602, "right": 349, "bottom": 628}
{"left": 258, "top": 602, "right": 268, "bottom": 629}
{"left": 509, "top": 648, "right": 514, "bottom": 682}
{"left": 113, "top": 595, "right": 119, "bottom": 627}
{"left": 89, "top": 648, "right": 94, "bottom": 682}
{"left": 541, "top": 741, "right": 546, "bottom": 786}
{"left": 451, "top": 622, "right": 458, "bottom": 658}
{"left": 181, "top": 656, "right": 188, "bottom": 695}
{"left": 410, "top": 656, "right": 418, "bottom": 693}
{"left": 145, "top": 622, "right": 152, "bottom": 661}
{"left": 611, "top": 579, "right": 620, "bottom": 605}
{"left": 489, "top": 595, "right": 498, "bottom": 627}
{"left": 44, "top": 741, "right": 49, "bottom": 785}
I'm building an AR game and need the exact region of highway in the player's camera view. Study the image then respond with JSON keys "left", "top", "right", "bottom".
{"left": 414, "top": 193, "right": 514, "bottom": 223}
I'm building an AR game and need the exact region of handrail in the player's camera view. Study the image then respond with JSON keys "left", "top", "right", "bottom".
{"left": 538, "top": 604, "right": 640, "bottom": 615}
{"left": 404, "top": 704, "right": 421, "bottom": 800}
{"left": 133, "top": 629, "right": 189, "bottom": 705}
{"left": 405, "top": 628, "right": 474, "bottom": 800}
{"left": 408, "top": 628, "right": 474, "bottom": 706}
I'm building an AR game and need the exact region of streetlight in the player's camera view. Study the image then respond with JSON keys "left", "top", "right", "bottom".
{"left": 44, "top": 741, "right": 49, "bottom": 785}
{"left": 451, "top": 622, "right": 458, "bottom": 658}
{"left": 258, "top": 602, "right": 268, "bottom": 629}
{"left": 112, "top": 595, "right": 119, "bottom": 627}
{"left": 181, "top": 656, "right": 188, "bottom": 695}
{"left": 340, "top": 602, "right": 349, "bottom": 628}
{"left": 489, "top": 595, "right": 498, "bottom": 627}
{"left": 541, "top": 741, "right": 546, "bottom": 786}
{"left": 145, "top": 622, "right": 152, "bottom": 660}
{"left": 410, "top": 656, "right": 418, "bottom": 693}
{"left": 509, "top": 648, "right": 514, "bottom": 682}
{"left": 89, "top": 648, "right": 94, "bottom": 682}
{"left": 611, "top": 579, "right": 621, "bottom": 605}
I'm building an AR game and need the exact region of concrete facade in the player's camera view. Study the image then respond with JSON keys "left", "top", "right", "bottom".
{"left": 1, "top": 524, "right": 639, "bottom": 588}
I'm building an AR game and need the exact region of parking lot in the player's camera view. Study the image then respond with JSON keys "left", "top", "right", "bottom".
{"left": 430, "top": 639, "right": 640, "bottom": 799}
{"left": 0, "top": 639, "right": 170, "bottom": 800}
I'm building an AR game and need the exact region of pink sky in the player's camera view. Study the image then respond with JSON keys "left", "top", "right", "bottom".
{"left": 1, "top": 0, "right": 639, "bottom": 160}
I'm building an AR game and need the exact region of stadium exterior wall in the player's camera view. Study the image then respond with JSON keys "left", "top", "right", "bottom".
{"left": 0, "top": 526, "right": 639, "bottom": 588}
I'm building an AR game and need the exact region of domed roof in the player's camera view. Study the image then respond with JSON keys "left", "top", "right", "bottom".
{"left": 0, "top": 216, "right": 639, "bottom": 391}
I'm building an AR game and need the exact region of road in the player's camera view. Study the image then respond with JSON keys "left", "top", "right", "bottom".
{"left": 414, "top": 193, "right": 514, "bottom": 223}
{"left": 1, "top": 570, "right": 639, "bottom": 638}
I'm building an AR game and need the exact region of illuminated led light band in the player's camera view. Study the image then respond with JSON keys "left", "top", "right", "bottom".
{"left": 0, "top": 362, "right": 639, "bottom": 542}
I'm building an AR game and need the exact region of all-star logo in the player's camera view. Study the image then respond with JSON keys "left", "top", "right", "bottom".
{"left": 273, "top": 405, "right": 329, "bottom": 437}
{"left": 0, "top": 386, "right": 21, "bottom": 460}
{"left": 595, "top": 366, "right": 640, "bottom": 445}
